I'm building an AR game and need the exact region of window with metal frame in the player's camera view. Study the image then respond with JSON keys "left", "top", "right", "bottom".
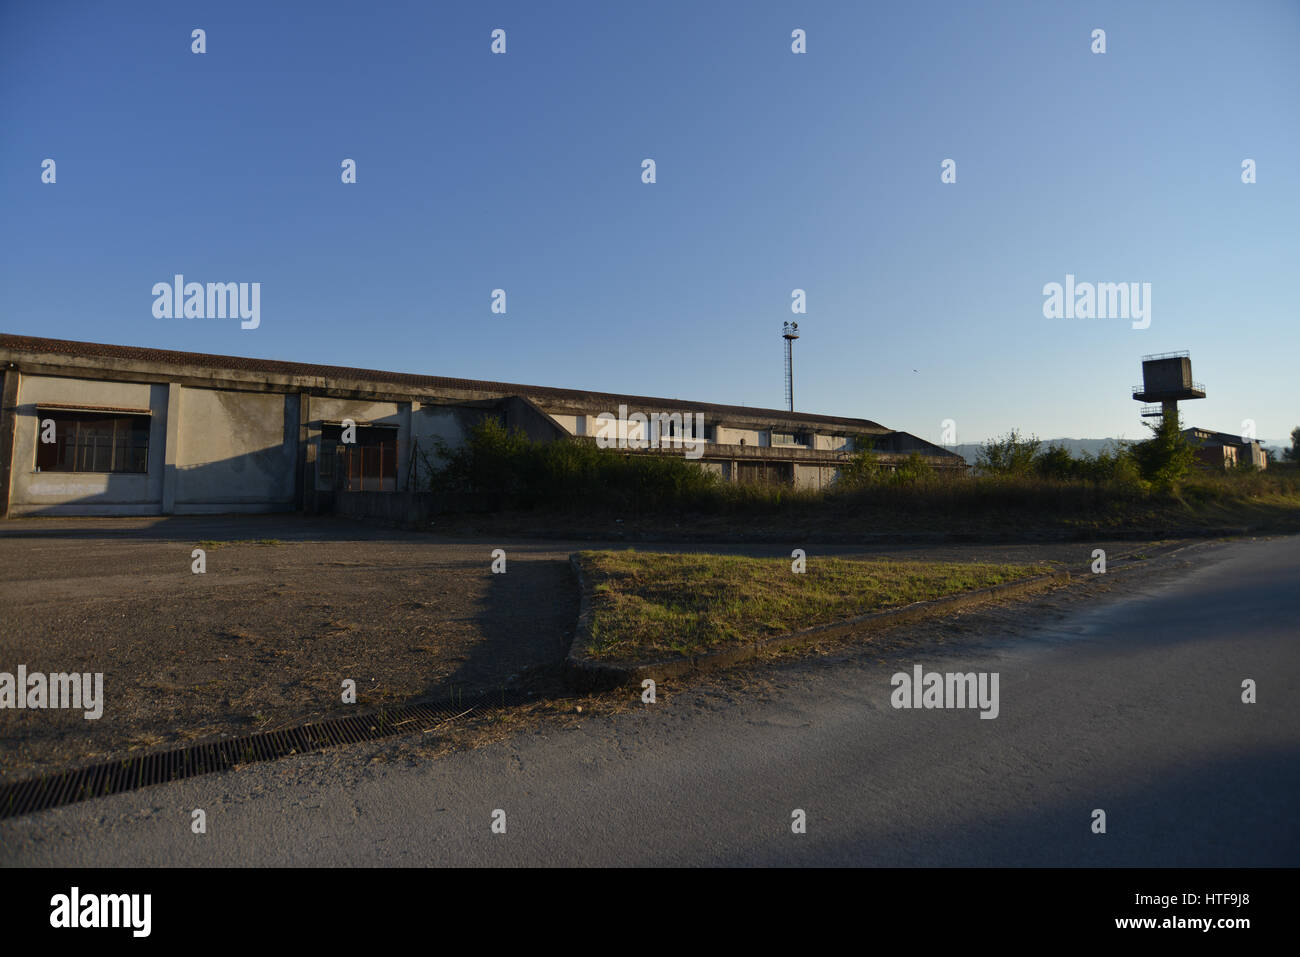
{"left": 34, "top": 411, "right": 150, "bottom": 474}
{"left": 319, "top": 422, "right": 398, "bottom": 490}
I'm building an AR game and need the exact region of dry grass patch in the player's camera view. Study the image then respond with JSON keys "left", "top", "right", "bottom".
{"left": 579, "top": 550, "right": 1044, "bottom": 661}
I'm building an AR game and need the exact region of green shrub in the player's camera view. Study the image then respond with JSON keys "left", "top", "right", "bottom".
{"left": 1034, "top": 443, "right": 1076, "bottom": 480}
{"left": 836, "top": 444, "right": 882, "bottom": 489}
{"left": 1128, "top": 412, "right": 1195, "bottom": 494}
{"left": 428, "top": 419, "right": 722, "bottom": 511}
{"left": 977, "top": 430, "right": 1041, "bottom": 475}
{"left": 890, "top": 451, "right": 934, "bottom": 486}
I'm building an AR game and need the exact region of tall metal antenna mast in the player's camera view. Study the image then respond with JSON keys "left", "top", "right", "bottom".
{"left": 782, "top": 321, "right": 800, "bottom": 412}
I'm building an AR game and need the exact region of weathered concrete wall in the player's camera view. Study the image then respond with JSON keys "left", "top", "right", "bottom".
{"left": 9, "top": 374, "right": 168, "bottom": 515}
{"left": 311, "top": 397, "right": 402, "bottom": 428}
{"left": 794, "top": 463, "right": 838, "bottom": 490}
{"left": 814, "top": 433, "right": 850, "bottom": 451}
{"left": 549, "top": 413, "right": 580, "bottom": 435}
{"left": 337, "top": 490, "right": 438, "bottom": 525}
{"left": 174, "top": 387, "right": 298, "bottom": 511}
{"left": 0, "top": 370, "right": 13, "bottom": 517}
{"left": 502, "top": 395, "right": 568, "bottom": 444}
{"left": 408, "top": 404, "right": 496, "bottom": 490}
{"left": 717, "top": 426, "right": 765, "bottom": 447}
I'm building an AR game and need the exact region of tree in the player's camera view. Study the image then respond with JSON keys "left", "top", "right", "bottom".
{"left": 976, "top": 430, "right": 1041, "bottom": 475}
{"left": 1286, "top": 426, "right": 1300, "bottom": 462}
{"left": 1034, "top": 442, "right": 1077, "bottom": 479}
{"left": 1128, "top": 411, "right": 1195, "bottom": 493}
{"left": 890, "top": 451, "right": 933, "bottom": 485}
{"left": 837, "top": 440, "right": 881, "bottom": 489}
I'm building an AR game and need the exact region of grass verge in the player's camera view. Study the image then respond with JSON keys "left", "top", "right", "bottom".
{"left": 578, "top": 550, "right": 1045, "bottom": 661}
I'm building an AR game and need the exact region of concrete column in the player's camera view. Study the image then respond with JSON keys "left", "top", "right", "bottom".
{"left": 297, "top": 392, "right": 314, "bottom": 512}
{"left": 0, "top": 368, "right": 21, "bottom": 519}
{"left": 402, "top": 400, "right": 418, "bottom": 491}
{"left": 161, "top": 382, "right": 182, "bottom": 514}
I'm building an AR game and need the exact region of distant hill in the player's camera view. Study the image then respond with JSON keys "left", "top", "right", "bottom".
{"left": 949, "top": 436, "right": 1286, "bottom": 466}
{"left": 950, "top": 438, "right": 1139, "bottom": 467}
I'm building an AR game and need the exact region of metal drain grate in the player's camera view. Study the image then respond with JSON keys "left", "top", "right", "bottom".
{"left": 0, "top": 688, "right": 542, "bottom": 820}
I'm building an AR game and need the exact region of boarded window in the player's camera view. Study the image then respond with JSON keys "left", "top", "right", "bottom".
{"left": 34, "top": 411, "right": 150, "bottom": 474}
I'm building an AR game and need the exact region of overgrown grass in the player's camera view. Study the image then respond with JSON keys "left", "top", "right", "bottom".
{"left": 579, "top": 550, "right": 1044, "bottom": 661}
{"left": 196, "top": 539, "right": 283, "bottom": 549}
{"left": 426, "top": 419, "right": 721, "bottom": 511}
{"left": 424, "top": 420, "right": 1300, "bottom": 539}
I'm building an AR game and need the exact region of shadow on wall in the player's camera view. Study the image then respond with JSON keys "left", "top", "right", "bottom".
{"left": 11, "top": 443, "right": 297, "bottom": 517}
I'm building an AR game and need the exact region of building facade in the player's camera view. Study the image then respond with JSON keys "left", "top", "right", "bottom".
{"left": 1182, "top": 427, "right": 1267, "bottom": 471}
{"left": 0, "top": 334, "right": 965, "bottom": 517}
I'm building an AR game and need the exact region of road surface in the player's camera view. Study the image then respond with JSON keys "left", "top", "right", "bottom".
{"left": 2, "top": 534, "right": 1296, "bottom": 866}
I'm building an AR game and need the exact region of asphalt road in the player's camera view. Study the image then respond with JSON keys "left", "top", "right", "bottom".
{"left": 2, "top": 533, "right": 1296, "bottom": 866}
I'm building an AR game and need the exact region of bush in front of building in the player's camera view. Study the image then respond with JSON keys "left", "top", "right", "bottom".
{"left": 1127, "top": 412, "right": 1196, "bottom": 494}
{"left": 427, "top": 419, "right": 723, "bottom": 511}
{"left": 834, "top": 446, "right": 933, "bottom": 491}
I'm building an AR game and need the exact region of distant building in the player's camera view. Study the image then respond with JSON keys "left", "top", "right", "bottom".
{"left": 1182, "top": 427, "right": 1266, "bottom": 471}
{"left": 0, "top": 334, "right": 966, "bottom": 517}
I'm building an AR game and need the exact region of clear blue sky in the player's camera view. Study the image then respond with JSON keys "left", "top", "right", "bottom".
{"left": 2, "top": 0, "right": 1296, "bottom": 446}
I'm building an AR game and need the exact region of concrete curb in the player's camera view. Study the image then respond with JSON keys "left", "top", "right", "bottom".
{"left": 563, "top": 554, "right": 1072, "bottom": 692}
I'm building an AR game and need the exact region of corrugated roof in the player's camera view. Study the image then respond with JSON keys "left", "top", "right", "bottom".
{"left": 0, "top": 333, "right": 888, "bottom": 431}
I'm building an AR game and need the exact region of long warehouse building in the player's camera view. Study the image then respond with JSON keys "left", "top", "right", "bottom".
{"left": 0, "top": 334, "right": 965, "bottom": 517}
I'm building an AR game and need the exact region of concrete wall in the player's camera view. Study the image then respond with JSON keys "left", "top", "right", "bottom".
{"left": 717, "top": 426, "right": 765, "bottom": 447}
{"left": 549, "top": 413, "right": 580, "bottom": 436}
{"left": 174, "top": 387, "right": 298, "bottom": 511}
{"left": 311, "top": 397, "right": 402, "bottom": 428}
{"left": 1143, "top": 356, "right": 1193, "bottom": 394}
{"left": 337, "top": 490, "right": 438, "bottom": 526}
{"left": 408, "top": 403, "right": 496, "bottom": 489}
{"left": 9, "top": 374, "right": 168, "bottom": 516}
{"left": 814, "top": 433, "right": 850, "bottom": 451}
{"left": 794, "top": 463, "right": 838, "bottom": 490}
{"left": 502, "top": 395, "right": 568, "bottom": 444}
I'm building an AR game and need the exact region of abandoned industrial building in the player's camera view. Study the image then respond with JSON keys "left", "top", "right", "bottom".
{"left": 1182, "top": 427, "right": 1268, "bottom": 471}
{"left": 0, "top": 334, "right": 965, "bottom": 517}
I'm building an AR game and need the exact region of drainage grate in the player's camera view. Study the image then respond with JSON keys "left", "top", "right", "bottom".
{"left": 0, "top": 688, "right": 543, "bottom": 820}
